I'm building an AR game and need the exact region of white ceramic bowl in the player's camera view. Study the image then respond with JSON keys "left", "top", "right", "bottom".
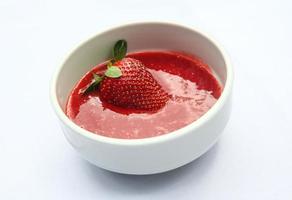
{"left": 50, "top": 22, "right": 233, "bottom": 175}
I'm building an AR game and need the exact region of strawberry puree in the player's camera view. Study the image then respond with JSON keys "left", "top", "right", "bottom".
{"left": 66, "top": 51, "right": 222, "bottom": 139}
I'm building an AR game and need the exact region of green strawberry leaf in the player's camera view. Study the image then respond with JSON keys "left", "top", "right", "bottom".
{"left": 113, "top": 40, "right": 127, "bottom": 61}
{"left": 82, "top": 73, "right": 103, "bottom": 95}
{"left": 93, "top": 73, "right": 103, "bottom": 82}
{"left": 83, "top": 40, "right": 127, "bottom": 95}
{"left": 105, "top": 66, "right": 122, "bottom": 78}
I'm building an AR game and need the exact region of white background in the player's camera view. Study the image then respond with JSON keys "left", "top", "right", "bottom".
{"left": 1, "top": 0, "right": 292, "bottom": 199}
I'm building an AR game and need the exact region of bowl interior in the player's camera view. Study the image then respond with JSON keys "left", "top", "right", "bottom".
{"left": 55, "top": 23, "right": 227, "bottom": 111}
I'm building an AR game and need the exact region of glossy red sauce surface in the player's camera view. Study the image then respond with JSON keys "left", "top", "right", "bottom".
{"left": 66, "top": 51, "right": 222, "bottom": 139}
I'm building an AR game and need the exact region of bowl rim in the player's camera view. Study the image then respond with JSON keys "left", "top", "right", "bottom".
{"left": 50, "top": 21, "right": 233, "bottom": 146}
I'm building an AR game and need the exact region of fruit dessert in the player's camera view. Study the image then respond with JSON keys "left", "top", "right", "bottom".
{"left": 66, "top": 40, "right": 222, "bottom": 139}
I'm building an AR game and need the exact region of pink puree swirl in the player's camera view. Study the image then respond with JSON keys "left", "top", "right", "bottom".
{"left": 66, "top": 51, "right": 222, "bottom": 139}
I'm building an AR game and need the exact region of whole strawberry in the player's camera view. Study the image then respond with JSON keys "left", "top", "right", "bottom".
{"left": 100, "top": 57, "right": 169, "bottom": 111}
{"left": 83, "top": 40, "right": 169, "bottom": 112}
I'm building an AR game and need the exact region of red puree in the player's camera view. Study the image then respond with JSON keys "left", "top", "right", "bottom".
{"left": 66, "top": 51, "right": 222, "bottom": 139}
